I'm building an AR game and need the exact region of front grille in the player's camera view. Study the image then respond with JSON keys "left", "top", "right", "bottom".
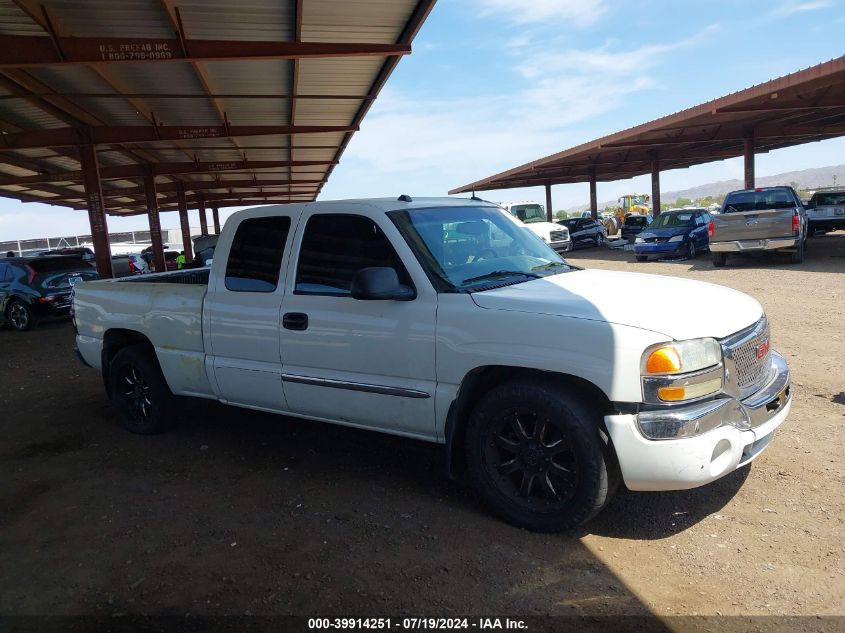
{"left": 644, "top": 236, "right": 671, "bottom": 243}
{"left": 723, "top": 318, "right": 770, "bottom": 397}
{"left": 550, "top": 230, "right": 568, "bottom": 242}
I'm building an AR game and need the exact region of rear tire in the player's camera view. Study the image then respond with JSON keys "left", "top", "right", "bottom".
{"left": 6, "top": 299, "right": 35, "bottom": 332}
{"left": 109, "top": 345, "right": 183, "bottom": 434}
{"left": 712, "top": 252, "right": 727, "bottom": 267}
{"left": 790, "top": 237, "right": 805, "bottom": 264}
{"left": 635, "top": 255, "right": 648, "bottom": 262}
{"left": 465, "top": 381, "right": 618, "bottom": 532}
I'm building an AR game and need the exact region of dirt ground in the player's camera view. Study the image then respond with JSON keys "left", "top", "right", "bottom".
{"left": 1, "top": 232, "right": 843, "bottom": 624}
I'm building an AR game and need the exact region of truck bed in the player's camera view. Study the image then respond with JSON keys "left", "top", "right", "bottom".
{"left": 73, "top": 272, "right": 213, "bottom": 398}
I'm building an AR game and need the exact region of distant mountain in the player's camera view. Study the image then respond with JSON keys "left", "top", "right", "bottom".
{"left": 565, "top": 164, "right": 845, "bottom": 212}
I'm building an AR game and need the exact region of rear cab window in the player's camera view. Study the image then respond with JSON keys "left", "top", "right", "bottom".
{"left": 225, "top": 216, "right": 291, "bottom": 292}
{"left": 723, "top": 188, "right": 799, "bottom": 212}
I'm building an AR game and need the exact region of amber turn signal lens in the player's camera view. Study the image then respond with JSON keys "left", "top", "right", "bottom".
{"left": 657, "top": 387, "right": 686, "bottom": 401}
{"left": 646, "top": 347, "right": 682, "bottom": 374}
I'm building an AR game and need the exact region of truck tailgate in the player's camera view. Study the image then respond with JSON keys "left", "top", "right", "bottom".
{"left": 712, "top": 208, "right": 794, "bottom": 241}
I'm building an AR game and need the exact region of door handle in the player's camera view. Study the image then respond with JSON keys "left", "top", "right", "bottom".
{"left": 283, "top": 312, "right": 308, "bottom": 331}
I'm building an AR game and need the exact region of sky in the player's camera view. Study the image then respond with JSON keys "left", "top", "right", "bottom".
{"left": 1, "top": 0, "right": 844, "bottom": 241}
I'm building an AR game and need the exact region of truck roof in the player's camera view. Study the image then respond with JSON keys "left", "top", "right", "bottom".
{"left": 224, "top": 196, "right": 501, "bottom": 225}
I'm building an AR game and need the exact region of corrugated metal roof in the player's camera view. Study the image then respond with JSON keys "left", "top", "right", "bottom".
{"left": 0, "top": 0, "right": 436, "bottom": 215}
{"left": 452, "top": 55, "right": 845, "bottom": 193}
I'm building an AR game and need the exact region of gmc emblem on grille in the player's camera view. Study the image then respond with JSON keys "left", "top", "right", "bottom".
{"left": 756, "top": 339, "right": 770, "bottom": 360}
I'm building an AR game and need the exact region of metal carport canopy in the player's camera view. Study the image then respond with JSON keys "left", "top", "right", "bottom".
{"left": 449, "top": 55, "right": 845, "bottom": 213}
{"left": 0, "top": 0, "right": 436, "bottom": 275}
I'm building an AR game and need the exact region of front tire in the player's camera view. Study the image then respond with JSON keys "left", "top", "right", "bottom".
{"left": 594, "top": 233, "right": 605, "bottom": 247}
{"left": 687, "top": 241, "right": 697, "bottom": 259}
{"left": 465, "top": 381, "right": 617, "bottom": 532}
{"left": 109, "top": 345, "right": 183, "bottom": 434}
{"left": 7, "top": 300, "right": 35, "bottom": 331}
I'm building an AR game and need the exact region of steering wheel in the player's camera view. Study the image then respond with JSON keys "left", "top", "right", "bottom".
{"left": 473, "top": 248, "right": 499, "bottom": 261}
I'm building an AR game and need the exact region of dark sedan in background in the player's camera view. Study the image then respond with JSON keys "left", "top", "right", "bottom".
{"left": 633, "top": 208, "right": 711, "bottom": 262}
{"left": 620, "top": 214, "right": 653, "bottom": 242}
{"left": 0, "top": 256, "right": 99, "bottom": 331}
{"left": 556, "top": 217, "right": 607, "bottom": 249}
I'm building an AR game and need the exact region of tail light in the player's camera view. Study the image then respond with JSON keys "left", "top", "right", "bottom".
{"left": 792, "top": 212, "right": 800, "bottom": 235}
{"left": 24, "top": 264, "right": 36, "bottom": 284}
{"left": 708, "top": 221, "right": 715, "bottom": 238}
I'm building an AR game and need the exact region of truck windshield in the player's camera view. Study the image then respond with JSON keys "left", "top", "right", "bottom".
{"left": 509, "top": 204, "right": 546, "bottom": 224}
{"left": 724, "top": 189, "right": 796, "bottom": 212}
{"left": 389, "top": 206, "right": 571, "bottom": 291}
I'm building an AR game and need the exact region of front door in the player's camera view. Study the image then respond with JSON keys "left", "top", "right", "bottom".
{"left": 278, "top": 206, "right": 437, "bottom": 439}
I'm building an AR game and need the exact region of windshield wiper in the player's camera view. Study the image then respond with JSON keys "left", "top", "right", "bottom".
{"left": 530, "top": 261, "right": 569, "bottom": 272}
{"left": 460, "top": 270, "right": 540, "bottom": 286}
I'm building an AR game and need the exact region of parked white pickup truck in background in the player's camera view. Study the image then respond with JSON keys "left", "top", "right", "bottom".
{"left": 73, "top": 197, "right": 791, "bottom": 531}
{"left": 500, "top": 201, "right": 571, "bottom": 252}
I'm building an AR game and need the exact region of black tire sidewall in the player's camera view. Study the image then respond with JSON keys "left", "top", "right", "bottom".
{"left": 109, "top": 346, "right": 179, "bottom": 434}
{"left": 465, "top": 381, "right": 613, "bottom": 532}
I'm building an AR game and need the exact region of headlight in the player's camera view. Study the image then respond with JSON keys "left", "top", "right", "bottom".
{"left": 641, "top": 338, "right": 723, "bottom": 403}
{"left": 668, "top": 235, "right": 684, "bottom": 243}
{"left": 635, "top": 237, "right": 644, "bottom": 243}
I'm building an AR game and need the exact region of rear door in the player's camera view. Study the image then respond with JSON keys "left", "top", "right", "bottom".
{"left": 0, "top": 263, "right": 11, "bottom": 314}
{"left": 203, "top": 211, "right": 299, "bottom": 411}
{"left": 278, "top": 204, "right": 437, "bottom": 438}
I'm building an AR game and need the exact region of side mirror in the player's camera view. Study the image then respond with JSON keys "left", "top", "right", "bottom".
{"left": 350, "top": 267, "right": 416, "bottom": 301}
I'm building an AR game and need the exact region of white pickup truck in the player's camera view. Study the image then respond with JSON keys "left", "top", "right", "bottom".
{"left": 73, "top": 197, "right": 791, "bottom": 532}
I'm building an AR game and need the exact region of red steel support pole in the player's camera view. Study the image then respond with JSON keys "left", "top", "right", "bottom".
{"left": 212, "top": 205, "right": 220, "bottom": 234}
{"left": 544, "top": 182, "right": 553, "bottom": 222}
{"left": 651, "top": 157, "right": 661, "bottom": 219}
{"left": 79, "top": 144, "right": 113, "bottom": 278}
{"left": 144, "top": 174, "right": 166, "bottom": 273}
{"left": 744, "top": 133, "right": 755, "bottom": 189}
{"left": 198, "top": 195, "right": 208, "bottom": 236}
{"left": 177, "top": 184, "right": 194, "bottom": 263}
{"left": 589, "top": 170, "right": 598, "bottom": 220}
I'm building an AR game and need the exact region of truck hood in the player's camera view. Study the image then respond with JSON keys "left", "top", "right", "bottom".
{"left": 523, "top": 221, "right": 566, "bottom": 238}
{"left": 470, "top": 269, "right": 762, "bottom": 340}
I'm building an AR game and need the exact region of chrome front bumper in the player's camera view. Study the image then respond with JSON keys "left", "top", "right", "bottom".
{"left": 605, "top": 352, "right": 791, "bottom": 491}
{"left": 710, "top": 238, "right": 798, "bottom": 252}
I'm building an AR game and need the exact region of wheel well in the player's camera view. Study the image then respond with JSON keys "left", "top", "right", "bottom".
{"left": 101, "top": 329, "right": 155, "bottom": 397}
{"left": 444, "top": 366, "right": 613, "bottom": 480}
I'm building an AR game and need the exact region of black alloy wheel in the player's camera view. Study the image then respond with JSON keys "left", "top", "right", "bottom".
{"left": 7, "top": 300, "right": 34, "bottom": 331}
{"left": 485, "top": 407, "right": 579, "bottom": 509}
{"left": 109, "top": 345, "right": 182, "bottom": 434}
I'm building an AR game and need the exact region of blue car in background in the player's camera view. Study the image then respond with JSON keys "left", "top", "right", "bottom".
{"left": 633, "top": 208, "right": 712, "bottom": 262}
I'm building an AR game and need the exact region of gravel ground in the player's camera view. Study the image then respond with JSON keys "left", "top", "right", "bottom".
{"left": 0, "top": 231, "right": 843, "bottom": 622}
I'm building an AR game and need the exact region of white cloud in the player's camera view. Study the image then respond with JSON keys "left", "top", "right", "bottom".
{"left": 769, "top": 0, "right": 834, "bottom": 17}
{"left": 339, "top": 27, "right": 717, "bottom": 195}
{"left": 475, "top": 0, "right": 606, "bottom": 28}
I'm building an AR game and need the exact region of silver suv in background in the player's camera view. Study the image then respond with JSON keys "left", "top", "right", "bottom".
{"left": 709, "top": 186, "right": 808, "bottom": 267}
{"left": 805, "top": 189, "right": 845, "bottom": 236}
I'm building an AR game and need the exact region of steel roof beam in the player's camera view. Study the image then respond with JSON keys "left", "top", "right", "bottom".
{"left": 0, "top": 36, "right": 411, "bottom": 69}
{"left": 0, "top": 160, "right": 334, "bottom": 186}
{"left": 0, "top": 124, "right": 357, "bottom": 150}
{"left": 100, "top": 179, "right": 324, "bottom": 196}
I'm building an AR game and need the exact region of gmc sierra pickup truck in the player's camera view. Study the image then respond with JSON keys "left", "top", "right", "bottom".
{"left": 709, "top": 186, "right": 808, "bottom": 267}
{"left": 73, "top": 197, "right": 791, "bottom": 531}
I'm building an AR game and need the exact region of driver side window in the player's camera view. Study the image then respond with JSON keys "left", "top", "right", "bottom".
{"left": 295, "top": 214, "right": 410, "bottom": 296}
